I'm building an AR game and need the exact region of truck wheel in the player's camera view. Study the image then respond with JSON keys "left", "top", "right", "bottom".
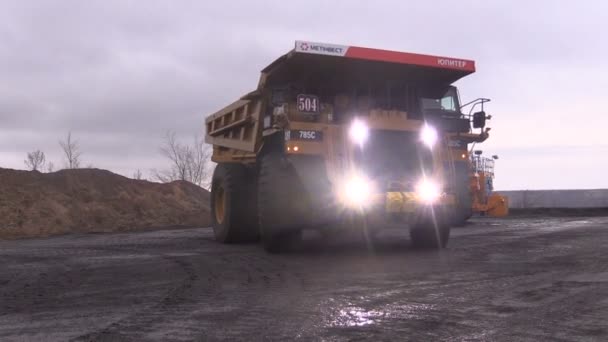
{"left": 211, "top": 163, "right": 258, "bottom": 243}
{"left": 452, "top": 207, "right": 473, "bottom": 227}
{"left": 410, "top": 221, "right": 451, "bottom": 249}
{"left": 258, "top": 150, "right": 304, "bottom": 253}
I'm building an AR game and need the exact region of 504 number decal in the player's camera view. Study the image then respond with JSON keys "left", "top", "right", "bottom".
{"left": 297, "top": 94, "right": 320, "bottom": 113}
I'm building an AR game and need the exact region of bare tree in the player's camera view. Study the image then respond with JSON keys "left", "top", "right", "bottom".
{"left": 153, "top": 131, "right": 212, "bottom": 188}
{"left": 59, "top": 131, "right": 82, "bottom": 169}
{"left": 24, "top": 150, "right": 46, "bottom": 171}
{"left": 46, "top": 161, "right": 55, "bottom": 173}
{"left": 133, "top": 169, "right": 144, "bottom": 180}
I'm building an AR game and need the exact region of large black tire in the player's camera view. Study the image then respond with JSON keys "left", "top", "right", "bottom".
{"left": 257, "top": 147, "right": 306, "bottom": 253}
{"left": 451, "top": 163, "right": 473, "bottom": 227}
{"left": 410, "top": 217, "right": 451, "bottom": 249}
{"left": 452, "top": 207, "right": 473, "bottom": 227}
{"left": 210, "top": 163, "right": 258, "bottom": 243}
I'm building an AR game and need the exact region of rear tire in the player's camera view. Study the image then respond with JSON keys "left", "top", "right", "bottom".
{"left": 257, "top": 146, "right": 305, "bottom": 253}
{"left": 211, "top": 163, "right": 258, "bottom": 243}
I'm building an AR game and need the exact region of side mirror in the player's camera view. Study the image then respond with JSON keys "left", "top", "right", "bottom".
{"left": 474, "top": 150, "right": 483, "bottom": 156}
{"left": 473, "top": 111, "right": 486, "bottom": 129}
{"left": 492, "top": 155, "right": 499, "bottom": 160}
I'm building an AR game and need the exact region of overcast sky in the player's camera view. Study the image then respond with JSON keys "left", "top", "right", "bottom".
{"left": 1, "top": 1, "right": 607, "bottom": 190}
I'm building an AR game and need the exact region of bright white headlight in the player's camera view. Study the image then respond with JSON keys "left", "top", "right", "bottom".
{"left": 415, "top": 178, "right": 442, "bottom": 204}
{"left": 339, "top": 174, "right": 374, "bottom": 208}
{"left": 420, "top": 124, "right": 438, "bottom": 148}
{"left": 349, "top": 119, "right": 369, "bottom": 147}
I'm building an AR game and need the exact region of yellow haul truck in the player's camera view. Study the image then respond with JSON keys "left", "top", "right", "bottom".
{"left": 205, "top": 41, "right": 491, "bottom": 252}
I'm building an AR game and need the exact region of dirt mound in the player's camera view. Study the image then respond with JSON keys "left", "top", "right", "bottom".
{"left": 0, "top": 167, "right": 210, "bottom": 239}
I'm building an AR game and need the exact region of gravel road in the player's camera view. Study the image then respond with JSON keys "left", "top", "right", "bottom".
{"left": 1, "top": 217, "right": 607, "bottom": 341}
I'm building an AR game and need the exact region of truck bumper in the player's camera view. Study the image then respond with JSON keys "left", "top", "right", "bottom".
{"left": 384, "top": 192, "right": 455, "bottom": 214}
{"left": 340, "top": 192, "right": 456, "bottom": 230}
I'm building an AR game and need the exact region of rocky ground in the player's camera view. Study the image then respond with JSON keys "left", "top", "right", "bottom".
{"left": 0, "top": 217, "right": 607, "bottom": 341}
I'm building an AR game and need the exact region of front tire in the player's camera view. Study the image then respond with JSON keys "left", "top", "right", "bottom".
{"left": 211, "top": 163, "right": 258, "bottom": 243}
{"left": 410, "top": 214, "right": 451, "bottom": 249}
{"left": 452, "top": 207, "right": 473, "bottom": 227}
{"left": 257, "top": 147, "right": 306, "bottom": 253}
{"left": 261, "top": 230, "right": 302, "bottom": 253}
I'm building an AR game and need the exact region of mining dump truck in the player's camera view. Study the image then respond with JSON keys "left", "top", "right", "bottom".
{"left": 205, "top": 41, "right": 491, "bottom": 252}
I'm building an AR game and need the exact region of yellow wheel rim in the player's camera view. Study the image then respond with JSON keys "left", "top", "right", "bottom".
{"left": 214, "top": 185, "right": 226, "bottom": 224}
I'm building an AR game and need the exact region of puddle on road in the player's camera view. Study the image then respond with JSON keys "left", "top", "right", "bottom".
{"left": 325, "top": 298, "right": 435, "bottom": 328}
{"left": 562, "top": 220, "right": 592, "bottom": 227}
{"left": 333, "top": 306, "right": 384, "bottom": 326}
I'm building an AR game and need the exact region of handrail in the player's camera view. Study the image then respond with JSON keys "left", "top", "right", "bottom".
{"left": 460, "top": 98, "right": 491, "bottom": 116}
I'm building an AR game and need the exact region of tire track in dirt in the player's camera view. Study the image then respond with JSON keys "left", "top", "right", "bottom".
{"left": 71, "top": 243, "right": 209, "bottom": 342}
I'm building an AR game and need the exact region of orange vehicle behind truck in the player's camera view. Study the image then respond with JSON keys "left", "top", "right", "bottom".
{"left": 470, "top": 151, "right": 509, "bottom": 217}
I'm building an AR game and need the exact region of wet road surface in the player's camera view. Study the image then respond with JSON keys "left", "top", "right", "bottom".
{"left": 1, "top": 217, "right": 607, "bottom": 341}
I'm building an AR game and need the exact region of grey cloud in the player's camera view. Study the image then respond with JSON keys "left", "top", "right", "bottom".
{"left": 1, "top": 0, "right": 607, "bottom": 188}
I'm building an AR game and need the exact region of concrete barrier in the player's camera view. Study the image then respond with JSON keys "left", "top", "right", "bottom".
{"left": 499, "top": 190, "right": 608, "bottom": 209}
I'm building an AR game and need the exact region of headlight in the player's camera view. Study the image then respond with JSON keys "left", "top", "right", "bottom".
{"left": 420, "top": 124, "right": 438, "bottom": 148}
{"left": 348, "top": 118, "right": 369, "bottom": 147}
{"left": 338, "top": 174, "right": 374, "bottom": 208}
{"left": 415, "top": 178, "right": 442, "bottom": 204}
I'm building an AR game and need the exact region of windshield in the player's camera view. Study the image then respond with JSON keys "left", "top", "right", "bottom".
{"left": 421, "top": 87, "right": 460, "bottom": 112}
